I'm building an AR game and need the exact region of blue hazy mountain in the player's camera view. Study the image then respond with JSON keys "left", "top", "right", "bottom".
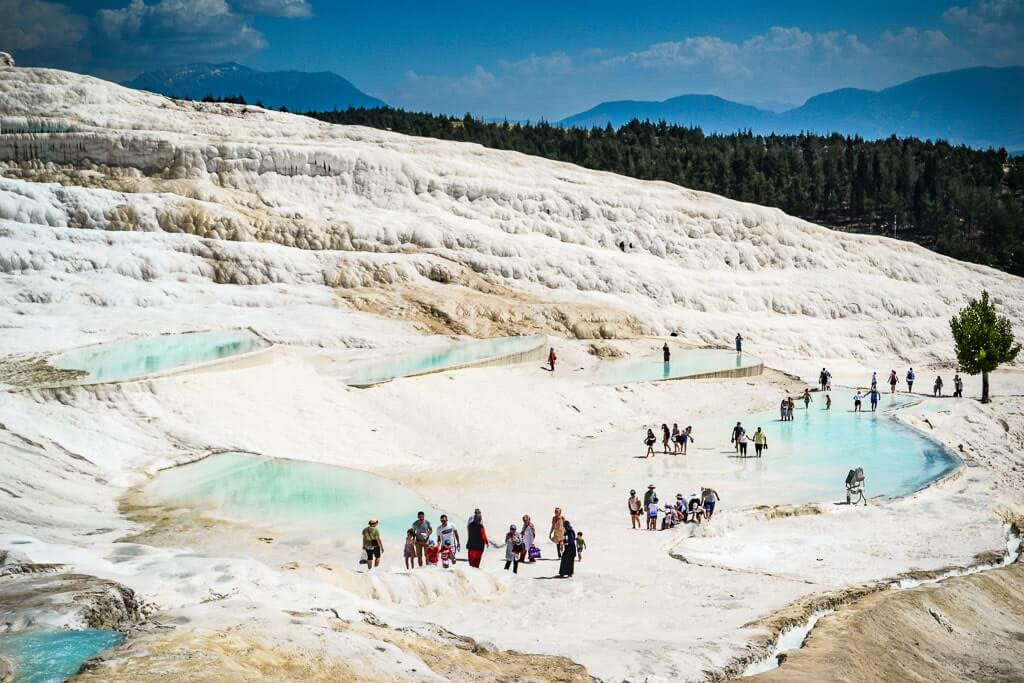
{"left": 560, "top": 66, "right": 1024, "bottom": 150}
{"left": 127, "top": 62, "right": 386, "bottom": 111}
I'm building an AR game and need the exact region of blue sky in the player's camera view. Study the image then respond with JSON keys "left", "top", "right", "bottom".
{"left": 5, "top": 0, "right": 1024, "bottom": 118}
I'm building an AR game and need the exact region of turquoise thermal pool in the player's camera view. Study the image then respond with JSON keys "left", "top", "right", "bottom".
{"left": 343, "top": 335, "right": 546, "bottom": 386}
{"left": 143, "top": 452, "right": 441, "bottom": 541}
{"left": 644, "top": 394, "right": 959, "bottom": 505}
{"left": 51, "top": 329, "right": 270, "bottom": 385}
{"left": 0, "top": 629, "right": 123, "bottom": 683}
{"left": 589, "top": 349, "right": 760, "bottom": 385}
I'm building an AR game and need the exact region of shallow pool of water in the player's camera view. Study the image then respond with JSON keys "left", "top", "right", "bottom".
{"left": 589, "top": 349, "right": 759, "bottom": 385}
{"left": 51, "top": 329, "right": 270, "bottom": 385}
{"left": 0, "top": 629, "right": 122, "bottom": 683}
{"left": 344, "top": 335, "right": 545, "bottom": 386}
{"left": 633, "top": 395, "right": 959, "bottom": 504}
{"left": 143, "top": 452, "right": 441, "bottom": 541}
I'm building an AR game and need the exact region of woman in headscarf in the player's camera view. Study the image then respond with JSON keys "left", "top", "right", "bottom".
{"left": 520, "top": 514, "right": 537, "bottom": 562}
{"left": 466, "top": 509, "right": 488, "bottom": 568}
{"left": 557, "top": 519, "right": 577, "bottom": 578}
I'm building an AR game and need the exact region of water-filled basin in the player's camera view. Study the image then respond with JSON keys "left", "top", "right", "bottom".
{"left": 344, "top": 335, "right": 545, "bottom": 386}
{"left": 0, "top": 629, "right": 122, "bottom": 683}
{"left": 51, "top": 329, "right": 270, "bottom": 385}
{"left": 142, "top": 452, "right": 441, "bottom": 541}
{"left": 589, "top": 349, "right": 760, "bottom": 385}
{"left": 649, "top": 394, "right": 959, "bottom": 505}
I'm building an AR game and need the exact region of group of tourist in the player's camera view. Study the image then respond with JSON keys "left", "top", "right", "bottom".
{"left": 644, "top": 423, "right": 696, "bottom": 456}
{"left": 877, "top": 368, "right": 963, "bottom": 398}
{"left": 362, "top": 507, "right": 583, "bottom": 578}
{"left": 629, "top": 484, "right": 720, "bottom": 529}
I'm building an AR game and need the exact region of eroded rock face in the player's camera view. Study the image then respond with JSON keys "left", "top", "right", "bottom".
{"left": 0, "top": 53, "right": 14, "bottom": 68}
{"left": 0, "top": 568, "right": 142, "bottom": 632}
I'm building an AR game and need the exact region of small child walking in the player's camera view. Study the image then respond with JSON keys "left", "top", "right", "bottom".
{"left": 404, "top": 529, "right": 416, "bottom": 570}
{"left": 576, "top": 531, "right": 587, "bottom": 561}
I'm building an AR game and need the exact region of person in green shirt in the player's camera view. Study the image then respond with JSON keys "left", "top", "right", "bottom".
{"left": 362, "top": 519, "right": 383, "bottom": 570}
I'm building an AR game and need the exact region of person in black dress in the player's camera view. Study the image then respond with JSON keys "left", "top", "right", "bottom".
{"left": 558, "top": 520, "right": 577, "bottom": 578}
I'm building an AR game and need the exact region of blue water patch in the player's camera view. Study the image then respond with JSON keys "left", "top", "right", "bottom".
{"left": 589, "top": 349, "right": 758, "bottom": 385}
{"left": 672, "top": 394, "right": 961, "bottom": 504}
{"left": 143, "top": 452, "right": 441, "bottom": 541}
{"left": 51, "top": 329, "right": 270, "bottom": 385}
{"left": 344, "top": 335, "right": 545, "bottom": 386}
{"left": 0, "top": 629, "right": 122, "bottom": 683}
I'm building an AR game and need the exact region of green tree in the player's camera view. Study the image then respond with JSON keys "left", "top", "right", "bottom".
{"left": 949, "top": 290, "right": 1021, "bottom": 402}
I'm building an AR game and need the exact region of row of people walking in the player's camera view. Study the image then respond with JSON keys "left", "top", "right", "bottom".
{"left": 644, "top": 423, "right": 696, "bottom": 456}
{"left": 362, "top": 507, "right": 582, "bottom": 578}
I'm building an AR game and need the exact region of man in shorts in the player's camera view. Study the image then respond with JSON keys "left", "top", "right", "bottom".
{"left": 362, "top": 519, "right": 383, "bottom": 570}
{"left": 436, "top": 514, "right": 460, "bottom": 561}
{"left": 628, "top": 489, "right": 642, "bottom": 528}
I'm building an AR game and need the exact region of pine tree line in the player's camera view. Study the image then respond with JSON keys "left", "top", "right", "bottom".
{"left": 236, "top": 100, "right": 1022, "bottom": 275}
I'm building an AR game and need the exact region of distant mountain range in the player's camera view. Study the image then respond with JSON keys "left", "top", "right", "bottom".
{"left": 560, "top": 66, "right": 1024, "bottom": 150}
{"left": 126, "top": 62, "right": 386, "bottom": 111}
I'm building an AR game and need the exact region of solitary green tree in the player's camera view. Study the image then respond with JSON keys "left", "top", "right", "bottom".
{"left": 949, "top": 290, "right": 1021, "bottom": 402}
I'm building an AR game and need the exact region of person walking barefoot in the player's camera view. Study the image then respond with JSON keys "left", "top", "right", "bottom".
{"left": 503, "top": 525, "right": 523, "bottom": 574}
{"left": 661, "top": 423, "right": 671, "bottom": 454}
{"left": 644, "top": 428, "right": 656, "bottom": 458}
{"left": 888, "top": 370, "right": 898, "bottom": 394}
{"left": 520, "top": 514, "right": 536, "bottom": 562}
{"left": 550, "top": 507, "right": 565, "bottom": 559}
{"left": 547, "top": 347, "right": 557, "bottom": 372}
{"left": 628, "top": 489, "right": 642, "bottom": 529}
{"left": 362, "top": 519, "right": 383, "bottom": 571}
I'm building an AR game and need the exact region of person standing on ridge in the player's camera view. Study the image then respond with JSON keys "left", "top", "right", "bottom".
{"left": 663, "top": 343, "right": 671, "bottom": 363}
{"left": 466, "top": 509, "right": 489, "bottom": 568}
{"left": 362, "top": 519, "right": 383, "bottom": 571}
{"left": 906, "top": 368, "right": 915, "bottom": 393}
{"left": 411, "top": 511, "right": 433, "bottom": 567}
{"left": 547, "top": 347, "right": 557, "bottom": 372}
{"left": 735, "top": 333, "right": 743, "bottom": 353}
{"left": 436, "top": 514, "right": 460, "bottom": 561}
{"left": 888, "top": 370, "right": 899, "bottom": 394}
{"left": 550, "top": 507, "right": 565, "bottom": 558}
{"left": 934, "top": 375, "right": 944, "bottom": 397}
{"left": 819, "top": 368, "right": 828, "bottom": 392}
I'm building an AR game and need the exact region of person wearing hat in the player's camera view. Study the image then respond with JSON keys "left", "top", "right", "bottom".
{"left": 362, "top": 519, "right": 383, "bottom": 570}
{"left": 628, "top": 489, "right": 642, "bottom": 529}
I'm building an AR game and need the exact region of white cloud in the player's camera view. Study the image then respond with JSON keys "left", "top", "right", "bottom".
{"left": 232, "top": 0, "right": 313, "bottom": 18}
{"left": 0, "top": 0, "right": 87, "bottom": 52}
{"left": 404, "top": 65, "right": 497, "bottom": 98}
{"left": 499, "top": 52, "right": 572, "bottom": 77}
{"left": 943, "top": 0, "right": 1021, "bottom": 40}
{"left": 882, "top": 26, "right": 953, "bottom": 52}
{"left": 96, "top": 0, "right": 267, "bottom": 65}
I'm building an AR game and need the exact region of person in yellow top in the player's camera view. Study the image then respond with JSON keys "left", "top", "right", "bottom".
{"left": 362, "top": 519, "right": 383, "bottom": 570}
{"left": 753, "top": 427, "right": 768, "bottom": 457}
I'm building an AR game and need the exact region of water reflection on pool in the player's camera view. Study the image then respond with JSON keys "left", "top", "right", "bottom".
{"left": 51, "top": 329, "right": 270, "bottom": 385}
{"left": 143, "top": 452, "right": 441, "bottom": 541}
